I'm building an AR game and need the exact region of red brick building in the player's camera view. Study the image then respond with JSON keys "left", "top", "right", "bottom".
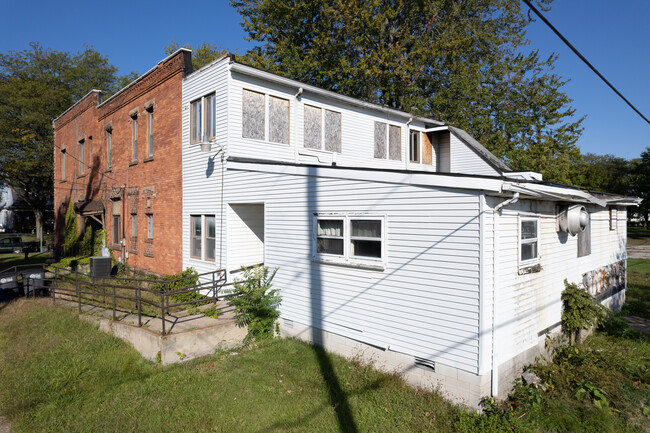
{"left": 53, "top": 49, "right": 192, "bottom": 275}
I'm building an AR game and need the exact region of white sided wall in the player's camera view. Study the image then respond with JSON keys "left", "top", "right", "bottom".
{"left": 486, "top": 197, "right": 627, "bottom": 393}
{"left": 224, "top": 164, "right": 484, "bottom": 374}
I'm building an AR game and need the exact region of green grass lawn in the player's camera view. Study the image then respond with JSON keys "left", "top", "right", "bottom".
{"left": 2, "top": 261, "right": 650, "bottom": 432}
{"left": 622, "top": 258, "right": 650, "bottom": 319}
{"left": 0, "top": 251, "right": 51, "bottom": 271}
{"left": 628, "top": 226, "right": 650, "bottom": 246}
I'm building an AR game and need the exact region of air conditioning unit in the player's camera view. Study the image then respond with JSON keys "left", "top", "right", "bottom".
{"left": 90, "top": 257, "right": 112, "bottom": 277}
{"left": 557, "top": 204, "right": 589, "bottom": 236}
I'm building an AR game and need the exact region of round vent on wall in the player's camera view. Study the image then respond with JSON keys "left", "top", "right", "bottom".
{"left": 557, "top": 204, "right": 589, "bottom": 236}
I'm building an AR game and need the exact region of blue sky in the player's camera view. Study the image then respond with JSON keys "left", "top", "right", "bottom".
{"left": 1, "top": 0, "right": 648, "bottom": 160}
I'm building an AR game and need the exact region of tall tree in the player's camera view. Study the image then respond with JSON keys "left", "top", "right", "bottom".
{"left": 0, "top": 43, "right": 131, "bottom": 239}
{"left": 231, "top": 0, "right": 584, "bottom": 183}
{"left": 571, "top": 153, "right": 632, "bottom": 195}
{"left": 631, "top": 148, "right": 650, "bottom": 227}
{"left": 165, "top": 41, "right": 228, "bottom": 71}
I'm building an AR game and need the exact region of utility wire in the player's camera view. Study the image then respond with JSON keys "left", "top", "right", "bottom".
{"left": 522, "top": 0, "right": 650, "bottom": 125}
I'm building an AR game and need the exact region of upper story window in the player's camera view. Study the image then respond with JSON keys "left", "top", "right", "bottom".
{"left": 78, "top": 139, "right": 85, "bottom": 175}
{"left": 609, "top": 208, "right": 617, "bottom": 231}
{"left": 131, "top": 112, "right": 138, "bottom": 162}
{"left": 374, "top": 122, "right": 401, "bottom": 161}
{"left": 60, "top": 145, "right": 66, "bottom": 181}
{"left": 147, "top": 214, "right": 153, "bottom": 239}
{"left": 146, "top": 107, "right": 154, "bottom": 158}
{"left": 304, "top": 105, "right": 341, "bottom": 152}
{"left": 315, "top": 214, "right": 385, "bottom": 269}
{"left": 191, "top": 93, "right": 216, "bottom": 144}
{"left": 242, "top": 89, "right": 290, "bottom": 144}
{"left": 409, "top": 130, "right": 419, "bottom": 163}
{"left": 105, "top": 125, "right": 112, "bottom": 170}
{"left": 88, "top": 137, "right": 92, "bottom": 168}
{"left": 519, "top": 216, "right": 540, "bottom": 269}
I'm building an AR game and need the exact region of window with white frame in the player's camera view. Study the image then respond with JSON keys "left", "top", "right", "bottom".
{"left": 191, "top": 93, "right": 216, "bottom": 144}
{"left": 409, "top": 130, "right": 419, "bottom": 163}
{"left": 191, "top": 215, "right": 202, "bottom": 259}
{"left": 519, "top": 216, "right": 539, "bottom": 267}
{"left": 304, "top": 105, "right": 341, "bottom": 152}
{"left": 205, "top": 215, "right": 216, "bottom": 261}
{"left": 315, "top": 214, "right": 385, "bottom": 267}
{"left": 242, "top": 89, "right": 290, "bottom": 144}
{"left": 374, "top": 122, "right": 401, "bottom": 160}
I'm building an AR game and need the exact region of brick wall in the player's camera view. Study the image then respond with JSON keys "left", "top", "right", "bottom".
{"left": 53, "top": 50, "right": 192, "bottom": 275}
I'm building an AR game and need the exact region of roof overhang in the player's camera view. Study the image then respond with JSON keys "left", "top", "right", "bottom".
{"left": 501, "top": 182, "right": 642, "bottom": 208}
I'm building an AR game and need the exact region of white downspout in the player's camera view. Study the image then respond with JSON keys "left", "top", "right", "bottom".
{"left": 405, "top": 117, "right": 413, "bottom": 170}
{"left": 490, "top": 192, "right": 519, "bottom": 397}
{"left": 293, "top": 87, "right": 303, "bottom": 165}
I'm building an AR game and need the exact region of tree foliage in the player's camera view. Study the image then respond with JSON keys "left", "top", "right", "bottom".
{"left": 0, "top": 43, "right": 133, "bottom": 237}
{"left": 631, "top": 147, "right": 650, "bottom": 227}
{"left": 165, "top": 41, "right": 229, "bottom": 71}
{"left": 231, "top": 0, "right": 584, "bottom": 182}
{"left": 572, "top": 153, "right": 633, "bottom": 195}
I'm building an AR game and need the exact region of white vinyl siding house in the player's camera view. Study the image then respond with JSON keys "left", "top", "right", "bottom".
{"left": 181, "top": 54, "right": 638, "bottom": 407}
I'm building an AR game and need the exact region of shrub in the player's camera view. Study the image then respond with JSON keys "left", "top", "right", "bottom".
{"left": 63, "top": 202, "right": 78, "bottom": 256}
{"left": 228, "top": 265, "right": 281, "bottom": 343}
{"left": 152, "top": 267, "right": 202, "bottom": 303}
{"left": 561, "top": 279, "right": 607, "bottom": 343}
{"left": 79, "top": 225, "right": 93, "bottom": 256}
{"left": 93, "top": 228, "right": 106, "bottom": 256}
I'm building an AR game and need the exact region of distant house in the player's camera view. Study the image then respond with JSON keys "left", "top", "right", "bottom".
{"left": 55, "top": 51, "right": 640, "bottom": 407}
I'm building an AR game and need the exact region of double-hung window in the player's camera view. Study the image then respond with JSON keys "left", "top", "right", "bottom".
{"left": 79, "top": 139, "right": 85, "bottom": 175}
{"left": 519, "top": 216, "right": 540, "bottom": 269}
{"left": 191, "top": 93, "right": 216, "bottom": 144}
{"left": 205, "top": 216, "right": 216, "bottom": 261}
{"left": 131, "top": 113, "right": 138, "bottom": 162}
{"left": 61, "top": 145, "right": 66, "bottom": 181}
{"left": 146, "top": 107, "right": 154, "bottom": 158}
{"left": 106, "top": 128, "right": 112, "bottom": 170}
{"left": 315, "top": 214, "right": 385, "bottom": 268}
{"left": 191, "top": 215, "right": 202, "bottom": 259}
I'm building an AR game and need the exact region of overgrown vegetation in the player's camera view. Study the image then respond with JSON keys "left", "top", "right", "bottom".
{"left": 228, "top": 265, "right": 282, "bottom": 343}
{"left": 62, "top": 201, "right": 78, "bottom": 255}
{"left": 151, "top": 267, "right": 203, "bottom": 304}
{"left": 561, "top": 279, "right": 607, "bottom": 343}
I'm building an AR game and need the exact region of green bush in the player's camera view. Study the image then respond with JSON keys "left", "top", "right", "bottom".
{"left": 152, "top": 267, "right": 202, "bottom": 303}
{"left": 93, "top": 228, "right": 106, "bottom": 256}
{"left": 228, "top": 265, "right": 281, "bottom": 343}
{"left": 561, "top": 279, "right": 607, "bottom": 343}
{"left": 63, "top": 202, "right": 78, "bottom": 256}
{"left": 80, "top": 225, "right": 93, "bottom": 256}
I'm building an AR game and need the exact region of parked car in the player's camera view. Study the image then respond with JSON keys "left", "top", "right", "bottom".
{"left": 0, "top": 236, "right": 40, "bottom": 254}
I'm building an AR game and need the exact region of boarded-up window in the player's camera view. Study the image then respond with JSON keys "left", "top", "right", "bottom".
{"left": 374, "top": 122, "right": 386, "bottom": 159}
{"left": 389, "top": 125, "right": 401, "bottom": 161}
{"left": 422, "top": 131, "right": 433, "bottom": 165}
{"left": 269, "top": 96, "right": 289, "bottom": 144}
{"left": 242, "top": 89, "right": 265, "bottom": 140}
{"left": 304, "top": 105, "right": 322, "bottom": 149}
{"left": 324, "top": 110, "right": 341, "bottom": 152}
{"left": 578, "top": 215, "right": 591, "bottom": 257}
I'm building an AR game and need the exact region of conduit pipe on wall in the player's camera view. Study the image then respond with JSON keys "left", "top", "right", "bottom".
{"left": 491, "top": 192, "right": 519, "bottom": 398}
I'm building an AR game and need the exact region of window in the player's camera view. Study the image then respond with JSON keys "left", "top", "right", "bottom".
{"left": 191, "top": 215, "right": 202, "bottom": 259}
{"left": 205, "top": 216, "right": 216, "bottom": 261}
{"left": 78, "top": 139, "right": 85, "bottom": 175}
{"left": 147, "top": 108, "right": 154, "bottom": 158}
{"left": 578, "top": 213, "right": 591, "bottom": 257}
{"left": 609, "top": 208, "right": 617, "bottom": 231}
{"left": 374, "top": 122, "right": 401, "bottom": 160}
{"left": 61, "top": 145, "right": 66, "bottom": 181}
{"left": 191, "top": 93, "right": 216, "bottom": 144}
{"left": 204, "top": 93, "right": 216, "bottom": 140}
{"left": 190, "top": 99, "right": 202, "bottom": 144}
{"left": 131, "top": 215, "right": 137, "bottom": 237}
{"left": 242, "top": 89, "right": 265, "bottom": 140}
{"left": 106, "top": 128, "right": 112, "bottom": 170}
{"left": 147, "top": 215, "right": 153, "bottom": 239}
{"left": 131, "top": 113, "right": 138, "bottom": 161}
{"left": 112, "top": 215, "right": 121, "bottom": 246}
{"left": 88, "top": 137, "right": 92, "bottom": 168}
{"left": 409, "top": 130, "right": 419, "bottom": 163}
{"left": 304, "top": 105, "right": 341, "bottom": 152}
{"left": 315, "top": 214, "right": 385, "bottom": 267}
{"left": 519, "top": 217, "right": 539, "bottom": 268}
{"left": 269, "top": 95, "right": 289, "bottom": 144}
